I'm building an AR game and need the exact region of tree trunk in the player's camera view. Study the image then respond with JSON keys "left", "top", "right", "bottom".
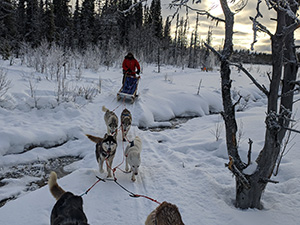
{"left": 278, "top": 2, "right": 299, "bottom": 142}
{"left": 235, "top": 174, "right": 263, "bottom": 209}
{"left": 235, "top": 10, "right": 286, "bottom": 209}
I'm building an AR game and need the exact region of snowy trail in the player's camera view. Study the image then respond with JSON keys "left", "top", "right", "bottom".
{"left": 1, "top": 61, "right": 300, "bottom": 225}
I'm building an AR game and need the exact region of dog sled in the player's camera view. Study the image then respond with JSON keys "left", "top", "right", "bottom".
{"left": 117, "top": 74, "right": 140, "bottom": 103}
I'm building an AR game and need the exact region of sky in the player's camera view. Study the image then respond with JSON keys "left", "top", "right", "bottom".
{"left": 69, "top": 0, "right": 300, "bottom": 53}
{"left": 1, "top": 57, "right": 300, "bottom": 224}
{"left": 161, "top": 0, "right": 300, "bottom": 53}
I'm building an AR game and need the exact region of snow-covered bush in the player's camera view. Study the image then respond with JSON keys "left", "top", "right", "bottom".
{"left": 0, "top": 68, "right": 11, "bottom": 103}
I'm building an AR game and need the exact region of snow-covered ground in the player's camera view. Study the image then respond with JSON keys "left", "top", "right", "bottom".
{"left": 0, "top": 59, "right": 300, "bottom": 225}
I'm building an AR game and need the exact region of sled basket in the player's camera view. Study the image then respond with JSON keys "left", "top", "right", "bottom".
{"left": 117, "top": 75, "right": 139, "bottom": 103}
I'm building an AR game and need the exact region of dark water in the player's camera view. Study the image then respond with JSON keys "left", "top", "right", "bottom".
{"left": 0, "top": 156, "right": 82, "bottom": 208}
{"left": 139, "top": 116, "right": 196, "bottom": 132}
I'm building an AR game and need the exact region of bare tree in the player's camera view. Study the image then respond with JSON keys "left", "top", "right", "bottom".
{"left": 171, "top": 0, "right": 300, "bottom": 209}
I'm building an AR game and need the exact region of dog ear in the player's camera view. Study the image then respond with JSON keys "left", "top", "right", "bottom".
{"left": 86, "top": 134, "right": 103, "bottom": 143}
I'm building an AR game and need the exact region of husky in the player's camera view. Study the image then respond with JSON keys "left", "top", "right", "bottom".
{"left": 86, "top": 133, "right": 117, "bottom": 178}
{"left": 48, "top": 171, "right": 89, "bottom": 225}
{"left": 102, "top": 106, "right": 118, "bottom": 136}
{"left": 120, "top": 108, "right": 132, "bottom": 141}
{"left": 125, "top": 136, "right": 142, "bottom": 182}
{"left": 145, "top": 201, "right": 185, "bottom": 225}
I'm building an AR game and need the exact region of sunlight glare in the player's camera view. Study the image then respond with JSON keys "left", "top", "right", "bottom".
{"left": 209, "top": 0, "right": 223, "bottom": 16}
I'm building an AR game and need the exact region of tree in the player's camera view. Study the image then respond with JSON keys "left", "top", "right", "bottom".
{"left": 81, "top": 0, "right": 95, "bottom": 47}
{"left": 149, "top": 0, "right": 163, "bottom": 39}
{"left": 43, "top": 0, "right": 55, "bottom": 43}
{"left": 53, "top": 0, "right": 71, "bottom": 47}
{"left": 72, "top": 0, "right": 81, "bottom": 48}
{"left": 0, "top": 0, "right": 17, "bottom": 58}
{"left": 241, "top": 0, "right": 300, "bottom": 209}
{"left": 25, "top": 0, "right": 41, "bottom": 46}
{"left": 171, "top": 0, "right": 300, "bottom": 209}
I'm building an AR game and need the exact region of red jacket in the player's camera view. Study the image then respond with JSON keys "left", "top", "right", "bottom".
{"left": 122, "top": 57, "right": 140, "bottom": 75}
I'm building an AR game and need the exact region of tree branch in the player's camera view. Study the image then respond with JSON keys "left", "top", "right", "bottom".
{"left": 246, "top": 138, "right": 253, "bottom": 167}
{"left": 229, "top": 62, "right": 269, "bottom": 96}
{"left": 204, "top": 42, "right": 269, "bottom": 97}
{"left": 258, "top": 177, "right": 279, "bottom": 184}
{"left": 283, "top": 126, "right": 300, "bottom": 134}
{"left": 225, "top": 156, "right": 251, "bottom": 189}
{"left": 203, "top": 42, "right": 222, "bottom": 60}
{"left": 250, "top": 16, "right": 273, "bottom": 37}
{"left": 117, "top": 0, "right": 147, "bottom": 15}
{"left": 170, "top": 2, "right": 226, "bottom": 23}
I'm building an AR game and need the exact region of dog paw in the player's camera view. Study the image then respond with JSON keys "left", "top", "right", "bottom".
{"left": 131, "top": 176, "right": 136, "bottom": 182}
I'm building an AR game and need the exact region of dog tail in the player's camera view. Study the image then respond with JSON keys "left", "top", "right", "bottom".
{"left": 102, "top": 105, "right": 109, "bottom": 112}
{"left": 86, "top": 134, "right": 103, "bottom": 143}
{"left": 48, "top": 171, "right": 65, "bottom": 201}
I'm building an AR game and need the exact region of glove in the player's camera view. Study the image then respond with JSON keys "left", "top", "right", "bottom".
{"left": 136, "top": 69, "right": 140, "bottom": 75}
{"left": 127, "top": 69, "right": 132, "bottom": 73}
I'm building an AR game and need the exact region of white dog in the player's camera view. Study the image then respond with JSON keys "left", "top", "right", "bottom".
{"left": 125, "top": 136, "right": 142, "bottom": 182}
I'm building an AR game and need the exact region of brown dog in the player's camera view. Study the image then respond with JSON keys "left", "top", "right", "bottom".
{"left": 145, "top": 201, "right": 184, "bottom": 225}
{"left": 48, "top": 171, "right": 89, "bottom": 225}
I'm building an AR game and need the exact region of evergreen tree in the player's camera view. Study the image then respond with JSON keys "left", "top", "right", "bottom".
{"left": 0, "top": 0, "right": 17, "bottom": 58}
{"left": 162, "top": 16, "right": 172, "bottom": 52}
{"left": 81, "top": 0, "right": 95, "bottom": 48}
{"left": 53, "top": 0, "right": 71, "bottom": 47}
{"left": 149, "top": 0, "right": 162, "bottom": 39}
{"left": 72, "top": 0, "right": 81, "bottom": 48}
{"left": 16, "top": 0, "right": 26, "bottom": 42}
{"left": 118, "top": 0, "right": 133, "bottom": 47}
{"left": 43, "top": 0, "right": 55, "bottom": 43}
{"left": 25, "top": 0, "right": 40, "bottom": 46}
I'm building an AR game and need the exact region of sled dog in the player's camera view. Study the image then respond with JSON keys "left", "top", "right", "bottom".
{"left": 145, "top": 201, "right": 184, "bottom": 225}
{"left": 86, "top": 133, "right": 117, "bottom": 178}
{"left": 102, "top": 106, "right": 118, "bottom": 136}
{"left": 125, "top": 136, "right": 142, "bottom": 181}
{"left": 48, "top": 171, "right": 89, "bottom": 225}
{"left": 120, "top": 108, "right": 132, "bottom": 141}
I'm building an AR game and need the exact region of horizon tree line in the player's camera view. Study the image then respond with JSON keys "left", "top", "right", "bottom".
{"left": 1, "top": 0, "right": 271, "bottom": 68}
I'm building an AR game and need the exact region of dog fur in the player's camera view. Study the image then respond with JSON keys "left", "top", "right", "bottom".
{"left": 125, "top": 136, "right": 142, "bottom": 182}
{"left": 86, "top": 133, "right": 117, "bottom": 178}
{"left": 102, "top": 105, "right": 118, "bottom": 136}
{"left": 48, "top": 171, "right": 89, "bottom": 225}
{"left": 145, "top": 201, "right": 184, "bottom": 225}
{"left": 120, "top": 108, "right": 132, "bottom": 141}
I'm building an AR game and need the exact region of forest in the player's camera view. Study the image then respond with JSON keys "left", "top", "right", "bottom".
{"left": 0, "top": 0, "right": 271, "bottom": 68}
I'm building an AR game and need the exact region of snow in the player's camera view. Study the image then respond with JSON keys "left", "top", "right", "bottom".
{"left": 0, "top": 59, "right": 300, "bottom": 225}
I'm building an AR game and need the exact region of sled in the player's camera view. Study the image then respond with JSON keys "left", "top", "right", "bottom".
{"left": 117, "top": 74, "right": 140, "bottom": 103}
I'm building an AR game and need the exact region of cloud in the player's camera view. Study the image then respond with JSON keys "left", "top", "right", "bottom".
{"left": 164, "top": 0, "right": 300, "bottom": 53}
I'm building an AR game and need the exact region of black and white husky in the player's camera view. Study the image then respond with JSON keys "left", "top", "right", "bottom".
{"left": 86, "top": 133, "right": 117, "bottom": 178}
{"left": 120, "top": 108, "right": 132, "bottom": 141}
{"left": 125, "top": 136, "right": 142, "bottom": 182}
{"left": 48, "top": 171, "right": 89, "bottom": 225}
{"left": 102, "top": 106, "right": 118, "bottom": 137}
